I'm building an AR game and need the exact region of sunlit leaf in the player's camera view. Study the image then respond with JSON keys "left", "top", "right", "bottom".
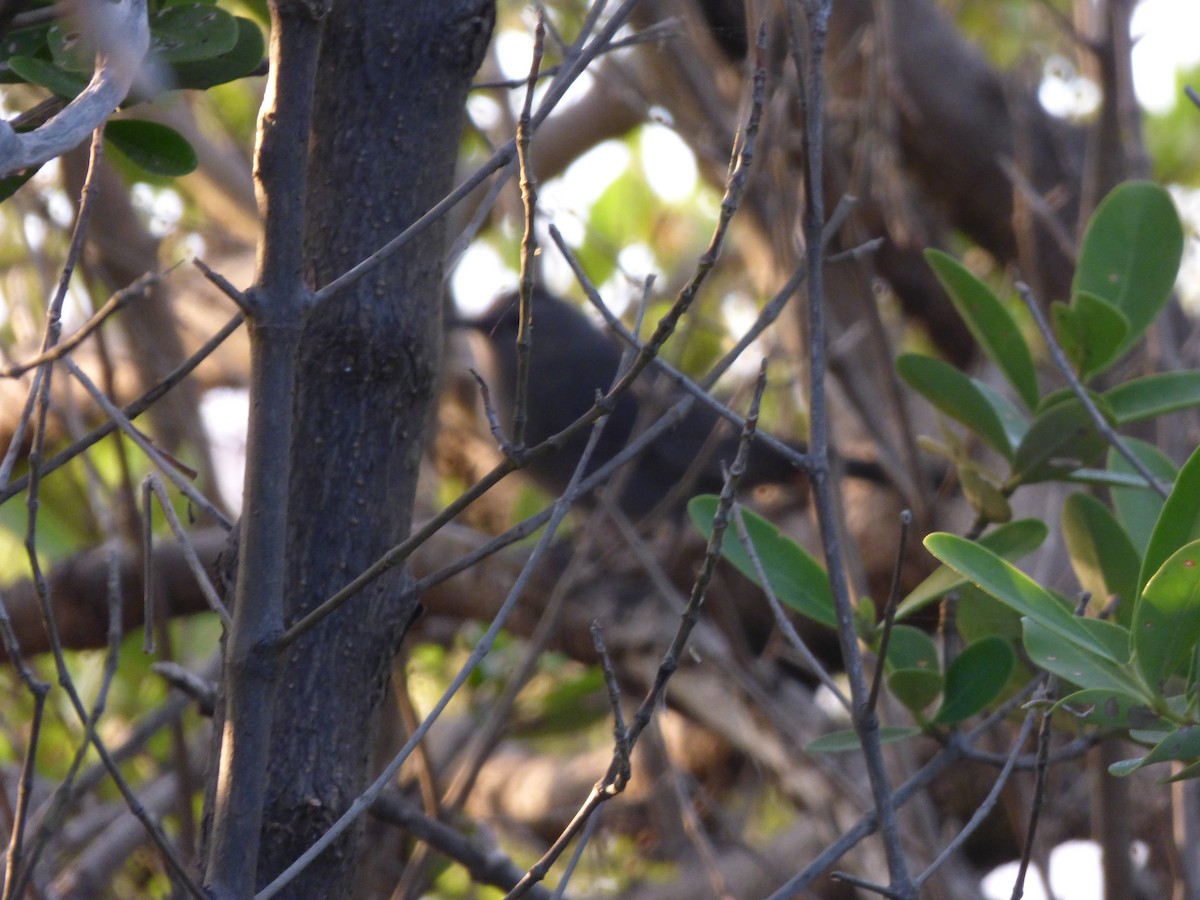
{"left": 925, "top": 533, "right": 1116, "bottom": 661}
{"left": 1074, "top": 181, "right": 1184, "bottom": 366}
{"left": 1062, "top": 492, "right": 1140, "bottom": 626}
{"left": 1133, "top": 539, "right": 1200, "bottom": 691}
{"left": 149, "top": 3, "right": 239, "bottom": 63}
{"left": 898, "top": 519, "right": 1048, "bottom": 620}
{"left": 1139, "top": 445, "right": 1200, "bottom": 595}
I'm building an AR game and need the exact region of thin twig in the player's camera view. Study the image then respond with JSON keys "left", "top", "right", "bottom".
{"left": 868, "top": 510, "right": 913, "bottom": 715}
{"left": 733, "top": 505, "right": 850, "bottom": 709}
{"left": 506, "top": 364, "right": 769, "bottom": 898}
{"left": 917, "top": 707, "right": 1039, "bottom": 886}
{"left": 64, "top": 359, "right": 233, "bottom": 529}
{"left": 143, "top": 473, "right": 233, "bottom": 629}
{"left": 0, "top": 312, "right": 246, "bottom": 507}
{"left": 1016, "top": 280, "right": 1168, "bottom": 498}
{"left": 786, "top": 0, "right": 913, "bottom": 893}
{"left": 313, "top": 0, "right": 645, "bottom": 306}
{"left": 1010, "top": 679, "right": 1059, "bottom": 900}
{"left": 0, "top": 270, "right": 168, "bottom": 379}
{"left": 512, "top": 14, "right": 545, "bottom": 449}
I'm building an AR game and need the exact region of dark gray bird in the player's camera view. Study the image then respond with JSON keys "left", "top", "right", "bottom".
{"left": 462, "top": 288, "right": 887, "bottom": 517}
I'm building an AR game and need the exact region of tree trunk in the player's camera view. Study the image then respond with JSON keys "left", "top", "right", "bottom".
{"left": 247, "top": 2, "right": 491, "bottom": 894}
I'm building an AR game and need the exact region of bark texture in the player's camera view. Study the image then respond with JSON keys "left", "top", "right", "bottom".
{"left": 252, "top": 2, "right": 493, "bottom": 893}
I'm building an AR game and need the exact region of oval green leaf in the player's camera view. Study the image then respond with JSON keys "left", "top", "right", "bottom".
{"left": 150, "top": 4, "right": 239, "bottom": 64}
{"left": 1074, "top": 181, "right": 1184, "bottom": 366}
{"left": 1110, "top": 440, "right": 1176, "bottom": 557}
{"left": 925, "top": 249, "right": 1040, "bottom": 409}
{"left": 933, "top": 636, "right": 1015, "bottom": 724}
{"left": 105, "top": 119, "right": 198, "bottom": 176}
{"left": 7, "top": 55, "right": 87, "bottom": 98}
{"left": 925, "top": 533, "right": 1115, "bottom": 661}
{"left": 898, "top": 519, "right": 1048, "bottom": 620}
{"left": 1056, "top": 688, "right": 1165, "bottom": 730}
{"left": 1023, "top": 618, "right": 1144, "bottom": 697}
{"left": 1012, "top": 397, "right": 1110, "bottom": 485}
{"left": 888, "top": 668, "right": 944, "bottom": 713}
{"left": 1105, "top": 372, "right": 1200, "bottom": 426}
{"left": 1139, "top": 445, "right": 1200, "bottom": 595}
{"left": 1133, "top": 538, "right": 1200, "bottom": 691}
{"left": 897, "top": 353, "right": 1016, "bottom": 459}
{"left": 1062, "top": 492, "right": 1140, "bottom": 626}
{"left": 1051, "top": 291, "right": 1129, "bottom": 381}
{"left": 806, "top": 726, "right": 923, "bottom": 754}
{"left": 688, "top": 496, "right": 835, "bottom": 628}
{"left": 170, "top": 16, "right": 265, "bottom": 90}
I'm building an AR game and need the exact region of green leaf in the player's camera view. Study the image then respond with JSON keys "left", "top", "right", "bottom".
{"left": 7, "top": 55, "right": 87, "bottom": 98}
{"left": 687, "top": 497, "right": 835, "bottom": 628}
{"left": 1139, "top": 445, "right": 1200, "bottom": 596}
{"left": 1109, "top": 726, "right": 1200, "bottom": 776}
{"left": 882, "top": 624, "right": 939, "bottom": 671}
{"left": 1050, "top": 292, "right": 1129, "bottom": 381}
{"left": 105, "top": 120, "right": 198, "bottom": 176}
{"left": 888, "top": 668, "right": 943, "bottom": 712}
{"left": 1163, "top": 760, "right": 1200, "bottom": 783}
{"left": 170, "top": 16, "right": 265, "bottom": 90}
{"left": 959, "top": 462, "right": 1012, "bottom": 523}
{"left": 1062, "top": 493, "right": 1140, "bottom": 626}
{"left": 898, "top": 519, "right": 1048, "bottom": 620}
{"left": 1133, "top": 539, "right": 1200, "bottom": 691}
{"left": 925, "top": 249, "right": 1040, "bottom": 409}
{"left": 933, "top": 637, "right": 1015, "bottom": 724}
{"left": 1023, "top": 618, "right": 1144, "bottom": 697}
{"left": 925, "top": 533, "right": 1116, "bottom": 661}
{"left": 1105, "top": 372, "right": 1200, "bottom": 425}
{"left": 1073, "top": 182, "right": 1184, "bottom": 366}
{"left": 1110, "top": 440, "right": 1176, "bottom": 558}
{"left": 1056, "top": 688, "right": 1164, "bottom": 730}
{"left": 0, "top": 26, "right": 50, "bottom": 84}
{"left": 974, "top": 379, "right": 1030, "bottom": 450}
{"left": 806, "top": 727, "right": 923, "bottom": 754}
{"left": 149, "top": 4, "right": 239, "bottom": 63}
{"left": 1011, "top": 397, "right": 1110, "bottom": 484}
{"left": 896, "top": 353, "right": 1017, "bottom": 459}
{"left": 957, "top": 584, "right": 1025, "bottom": 646}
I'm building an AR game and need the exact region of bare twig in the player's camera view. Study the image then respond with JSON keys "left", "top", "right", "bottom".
{"left": 512, "top": 15, "right": 546, "bottom": 449}
{"left": 786, "top": 0, "right": 913, "bottom": 892}
{"left": 1016, "top": 280, "right": 1168, "bottom": 498}
{"left": 506, "top": 365, "right": 768, "bottom": 898}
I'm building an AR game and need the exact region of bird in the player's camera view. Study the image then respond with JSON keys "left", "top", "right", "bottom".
{"left": 460, "top": 288, "right": 888, "bottom": 518}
